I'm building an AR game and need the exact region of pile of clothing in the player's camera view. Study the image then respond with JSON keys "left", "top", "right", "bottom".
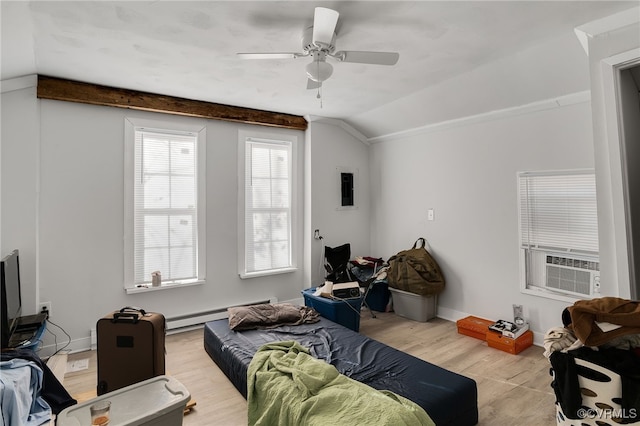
{"left": 545, "top": 297, "right": 640, "bottom": 421}
{"left": 1, "top": 348, "right": 76, "bottom": 426}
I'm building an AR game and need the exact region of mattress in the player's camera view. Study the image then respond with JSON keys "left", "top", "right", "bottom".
{"left": 204, "top": 317, "right": 478, "bottom": 425}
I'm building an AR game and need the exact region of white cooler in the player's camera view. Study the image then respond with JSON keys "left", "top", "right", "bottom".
{"left": 57, "top": 375, "right": 190, "bottom": 426}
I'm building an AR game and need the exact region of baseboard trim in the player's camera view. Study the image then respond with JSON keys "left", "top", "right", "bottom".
{"left": 37, "top": 336, "right": 92, "bottom": 357}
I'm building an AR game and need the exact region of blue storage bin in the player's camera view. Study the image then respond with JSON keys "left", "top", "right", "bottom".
{"left": 365, "top": 281, "right": 390, "bottom": 312}
{"left": 302, "top": 288, "right": 362, "bottom": 332}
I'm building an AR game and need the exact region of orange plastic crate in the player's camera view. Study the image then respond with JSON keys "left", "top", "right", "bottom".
{"left": 456, "top": 316, "right": 494, "bottom": 340}
{"left": 486, "top": 330, "right": 533, "bottom": 355}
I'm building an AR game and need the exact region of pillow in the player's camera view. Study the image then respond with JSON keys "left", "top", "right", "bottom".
{"left": 228, "top": 303, "right": 320, "bottom": 331}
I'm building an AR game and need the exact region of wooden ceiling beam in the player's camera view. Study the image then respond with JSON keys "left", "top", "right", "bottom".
{"left": 36, "top": 75, "right": 307, "bottom": 131}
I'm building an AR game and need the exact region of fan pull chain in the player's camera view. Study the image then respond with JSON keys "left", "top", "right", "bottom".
{"left": 316, "top": 85, "right": 323, "bottom": 108}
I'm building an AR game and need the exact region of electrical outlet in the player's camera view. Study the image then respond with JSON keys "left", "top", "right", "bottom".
{"left": 39, "top": 301, "right": 52, "bottom": 319}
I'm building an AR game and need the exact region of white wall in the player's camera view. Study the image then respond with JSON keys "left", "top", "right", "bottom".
{"left": 362, "top": 14, "right": 640, "bottom": 344}
{"left": 4, "top": 9, "right": 636, "bottom": 354}
{"left": 0, "top": 80, "right": 39, "bottom": 316}
{"left": 1, "top": 80, "right": 373, "bottom": 354}
{"left": 305, "top": 120, "right": 371, "bottom": 287}
{"left": 370, "top": 99, "right": 596, "bottom": 341}
{"left": 577, "top": 8, "right": 640, "bottom": 299}
{"left": 2, "top": 86, "right": 315, "bottom": 352}
{"left": 350, "top": 30, "right": 591, "bottom": 139}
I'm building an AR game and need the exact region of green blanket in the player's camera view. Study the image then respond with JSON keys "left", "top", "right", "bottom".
{"left": 247, "top": 341, "right": 435, "bottom": 426}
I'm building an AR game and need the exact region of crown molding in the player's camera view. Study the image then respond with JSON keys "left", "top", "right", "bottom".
{"left": 575, "top": 6, "right": 640, "bottom": 54}
{"left": 305, "top": 115, "right": 370, "bottom": 146}
{"left": 368, "top": 91, "right": 591, "bottom": 144}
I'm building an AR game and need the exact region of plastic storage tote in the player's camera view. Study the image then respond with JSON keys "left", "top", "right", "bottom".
{"left": 57, "top": 375, "right": 190, "bottom": 426}
{"left": 302, "top": 288, "right": 363, "bottom": 331}
{"left": 389, "top": 287, "right": 436, "bottom": 322}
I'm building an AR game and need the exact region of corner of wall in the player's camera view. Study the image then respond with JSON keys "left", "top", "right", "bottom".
{"left": 305, "top": 115, "right": 369, "bottom": 145}
{"left": 1, "top": 74, "right": 37, "bottom": 93}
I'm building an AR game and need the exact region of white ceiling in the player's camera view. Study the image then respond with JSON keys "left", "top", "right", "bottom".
{"left": 2, "top": 1, "right": 637, "bottom": 136}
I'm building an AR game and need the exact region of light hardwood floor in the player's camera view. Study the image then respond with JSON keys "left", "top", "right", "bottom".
{"left": 62, "top": 312, "right": 557, "bottom": 425}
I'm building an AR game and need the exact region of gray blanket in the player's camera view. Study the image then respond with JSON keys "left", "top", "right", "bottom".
{"left": 228, "top": 303, "right": 320, "bottom": 331}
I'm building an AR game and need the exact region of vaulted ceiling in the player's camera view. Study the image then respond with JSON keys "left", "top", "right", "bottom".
{"left": 2, "top": 1, "right": 637, "bottom": 137}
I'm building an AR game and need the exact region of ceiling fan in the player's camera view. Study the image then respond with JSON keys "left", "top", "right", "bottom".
{"left": 237, "top": 7, "right": 400, "bottom": 90}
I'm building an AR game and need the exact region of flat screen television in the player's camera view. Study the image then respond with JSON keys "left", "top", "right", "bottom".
{"left": 1, "top": 249, "right": 22, "bottom": 348}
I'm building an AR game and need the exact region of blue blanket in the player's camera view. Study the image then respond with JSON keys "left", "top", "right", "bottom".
{"left": 0, "top": 358, "right": 51, "bottom": 426}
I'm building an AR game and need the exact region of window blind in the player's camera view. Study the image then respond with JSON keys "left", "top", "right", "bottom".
{"left": 134, "top": 129, "right": 198, "bottom": 284}
{"left": 519, "top": 170, "right": 599, "bottom": 255}
{"left": 244, "top": 138, "right": 292, "bottom": 274}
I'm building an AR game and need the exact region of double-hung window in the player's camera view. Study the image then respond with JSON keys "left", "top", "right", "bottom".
{"left": 518, "top": 170, "right": 599, "bottom": 301}
{"left": 124, "top": 118, "right": 206, "bottom": 292}
{"left": 238, "top": 130, "right": 297, "bottom": 278}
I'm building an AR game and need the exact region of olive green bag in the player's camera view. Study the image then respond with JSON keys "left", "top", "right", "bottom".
{"left": 387, "top": 238, "right": 445, "bottom": 296}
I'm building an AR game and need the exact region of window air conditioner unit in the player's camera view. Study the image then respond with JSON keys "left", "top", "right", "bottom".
{"left": 544, "top": 255, "right": 600, "bottom": 297}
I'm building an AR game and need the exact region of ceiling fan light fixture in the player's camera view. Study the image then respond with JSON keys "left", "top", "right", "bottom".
{"left": 236, "top": 6, "right": 399, "bottom": 93}
{"left": 305, "top": 60, "right": 333, "bottom": 82}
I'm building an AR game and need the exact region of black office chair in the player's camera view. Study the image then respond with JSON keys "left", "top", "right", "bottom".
{"left": 324, "top": 243, "right": 353, "bottom": 283}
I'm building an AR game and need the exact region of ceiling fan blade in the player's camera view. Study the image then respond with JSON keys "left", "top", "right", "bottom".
{"left": 312, "top": 7, "right": 339, "bottom": 47}
{"left": 333, "top": 51, "right": 399, "bottom": 65}
{"left": 237, "top": 53, "right": 302, "bottom": 60}
{"left": 307, "top": 79, "right": 321, "bottom": 90}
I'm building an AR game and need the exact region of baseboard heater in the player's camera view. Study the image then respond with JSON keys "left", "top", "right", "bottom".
{"left": 165, "top": 297, "right": 277, "bottom": 331}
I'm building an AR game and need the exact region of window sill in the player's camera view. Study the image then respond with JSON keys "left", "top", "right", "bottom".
{"left": 125, "top": 279, "right": 204, "bottom": 295}
{"left": 521, "top": 286, "right": 594, "bottom": 303}
{"left": 240, "top": 267, "right": 297, "bottom": 280}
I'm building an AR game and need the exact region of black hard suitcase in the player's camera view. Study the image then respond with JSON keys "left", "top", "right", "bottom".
{"left": 96, "top": 306, "right": 166, "bottom": 395}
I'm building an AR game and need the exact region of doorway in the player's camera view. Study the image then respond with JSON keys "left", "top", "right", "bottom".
{"left": 617, "top": 63, "right": 640, "bottom": 298}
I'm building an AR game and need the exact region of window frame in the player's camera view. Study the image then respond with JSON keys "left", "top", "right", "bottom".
{"left": 517, "top": 169, "right": 599, "bottom": 302}
{"left": 237, "top": 129, "right": 298, "bottom": 279}
{"left": 124, "top": 117, "right": 207, "bottom": 293}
